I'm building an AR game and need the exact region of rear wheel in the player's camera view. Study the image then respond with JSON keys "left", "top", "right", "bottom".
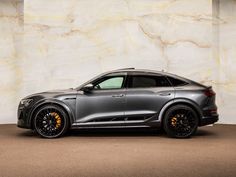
{"left": 163, "top": 105, "right": 199, "bottom": 138}
{"left": 33, "top": 105, "right": 69, "bottom": 138}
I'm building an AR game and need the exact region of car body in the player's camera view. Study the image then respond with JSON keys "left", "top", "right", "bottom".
{"left": 17, "top": 68, "right": 218, "bottom": 138}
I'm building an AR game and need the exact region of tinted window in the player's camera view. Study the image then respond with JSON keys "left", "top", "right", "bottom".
{"left": 94, "top": 77, "right": 124, "bottom": 90}
{"left": 129, "top": 75, "right": 170, "bottom": 88}
{"left": 167, "top": 76, "right": 188, "bottom": 86}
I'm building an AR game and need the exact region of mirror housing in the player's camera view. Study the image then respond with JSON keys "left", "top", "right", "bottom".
{"left": 82, "top": 83, "right": 94, "bottom": 92}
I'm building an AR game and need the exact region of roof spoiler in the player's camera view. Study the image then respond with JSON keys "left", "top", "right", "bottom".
{"left": 207, "top": 86, "right": 212, "bottom": 89}
{"left": 116, "top": 68, "right": 135, "bottom": 70}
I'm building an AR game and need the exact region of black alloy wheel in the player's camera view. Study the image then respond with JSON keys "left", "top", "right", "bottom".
{"left": 34, "top": 105, "right": 69, "bottom": 138}
{"left": 163, "top": 105, "right": 199, "bottom": 138}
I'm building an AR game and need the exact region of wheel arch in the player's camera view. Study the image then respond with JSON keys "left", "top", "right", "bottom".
{"left": 158, "top": 99, "right": 202, "bottom": 126}
{"left": 29, "top": 99, "right": 74, "bottom": 129}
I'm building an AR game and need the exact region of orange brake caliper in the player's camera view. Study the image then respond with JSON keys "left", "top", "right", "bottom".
{"left": 50, "top": 112, "right": 62, "bottom": 128}
{"left": 171, "top": 117, "right": 177, "bottom": 127}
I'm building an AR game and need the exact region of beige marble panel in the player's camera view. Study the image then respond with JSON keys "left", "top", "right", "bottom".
{"left": 0, "top": 0, "right": 23, "bottom": 123}
{"left": 216, "top": 0, "right": 236, "bottom": 123}
{"left": 23, "top": 0, "right": 213, "bottom": 89}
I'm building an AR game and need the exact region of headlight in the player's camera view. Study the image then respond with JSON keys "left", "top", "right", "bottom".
{"left": 20, "top": 99, "right": 33, "bottom": 107}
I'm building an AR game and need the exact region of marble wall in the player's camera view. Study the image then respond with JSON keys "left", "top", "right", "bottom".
{"left": 0, "top": 0, "right": 235, "bottom": 124}
{"left": 0, "top": 0, "right": 23, "bottom": 123}
{"left": 216, "top": 0, "right": 236, "bottom": 124}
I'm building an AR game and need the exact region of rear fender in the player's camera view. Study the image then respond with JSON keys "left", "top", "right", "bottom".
{"left": 158, "top": 98, "right": 203, "bottom": 123}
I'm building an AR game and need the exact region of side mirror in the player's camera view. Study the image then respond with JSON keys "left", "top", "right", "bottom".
{"left": 82, "top": 84, "right": 94, "bottom": 92}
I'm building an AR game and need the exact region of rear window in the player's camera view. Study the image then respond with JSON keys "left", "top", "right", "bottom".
{"left": 129, "top": 75, "right": 171, "bottom": 88}
{"left": 167, "top": 76, "right": 188, "bottom": 86}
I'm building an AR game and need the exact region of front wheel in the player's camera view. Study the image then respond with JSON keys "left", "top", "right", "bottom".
{"left": 163, "top": 105, "right": 199, "bottom": 138}
{"left": 33, "top": 105, "right": 69, "bottom": 138}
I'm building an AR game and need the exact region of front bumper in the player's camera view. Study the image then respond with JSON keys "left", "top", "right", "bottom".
{"left": 199, "top": 115, "right": 219, "bottom": 126}
{"left": 17, "top": 119, "right": 29, "bottom": 129}
{"left": 17, "top": 106, "right": 32, "bottom": 129}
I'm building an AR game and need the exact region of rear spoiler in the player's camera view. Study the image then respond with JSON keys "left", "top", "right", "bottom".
{"left": 204, "top": 86, "right": 215, "bottom": 96}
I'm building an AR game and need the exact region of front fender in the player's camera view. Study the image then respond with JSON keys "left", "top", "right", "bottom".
{"left": 28, "top": 98, "right": 75, "bottom": 128}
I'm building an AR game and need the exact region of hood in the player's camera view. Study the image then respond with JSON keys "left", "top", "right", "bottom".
{"left": 39, "top": 88, "right": 75, "bottom": 94}
{"left": 23, "top": 88, "right": 77, "bottom": 100}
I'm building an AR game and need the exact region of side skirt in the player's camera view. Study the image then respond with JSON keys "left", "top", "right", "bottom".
{"left": 71, "top": 118, "right": 161, "bottom": 129}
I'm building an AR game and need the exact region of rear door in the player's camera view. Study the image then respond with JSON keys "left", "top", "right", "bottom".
{"left": 125, "top": 72, "right": 175, "bottom": 123}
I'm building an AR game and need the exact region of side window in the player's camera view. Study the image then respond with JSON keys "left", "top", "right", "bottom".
{"left": 167, "top": 76, "right": 188, "bottom": 86}
{"left": 129, "top": 75, "right": 170, "bottom": 88}
{"left": 156, "top": 76, "right": 171, "bottom": 87}
{"left": 94, "top": 76, "right": 124, "bottom": 90}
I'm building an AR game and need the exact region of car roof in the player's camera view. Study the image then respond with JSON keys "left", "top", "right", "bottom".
{"left": 76, "top": 68, "right": 206, "bottom": 90}
{"left": 109, "top": 68, "right": 181, "bottom": 78}
{"left": 108, "top": 68, "right": 200, "bottom": 84}
{"left": 110, "top": 68, "right": 162, "bottom": 74}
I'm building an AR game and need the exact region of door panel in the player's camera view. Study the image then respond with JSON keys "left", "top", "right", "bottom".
{"left": 125, "top": 87, "right": 174, "bottom": 120}
{"left": 76, "top": 89, "right": 126, "bottom": 123}
{"left": 75, "top": 73, "right": 127, "bottom": 125}
{"left": 125, "top": 73, "right": 175, "bottom": 122}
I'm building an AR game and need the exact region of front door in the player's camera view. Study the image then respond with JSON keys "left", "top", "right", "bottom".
{"left": 76, "top": 74, "right": 127, "bottom": 126}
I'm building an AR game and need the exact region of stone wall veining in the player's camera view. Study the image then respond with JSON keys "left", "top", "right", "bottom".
{"left": 0, "top": 0, "right": 235, "bottom": 124}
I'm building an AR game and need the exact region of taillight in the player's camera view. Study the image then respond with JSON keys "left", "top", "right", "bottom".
{"left": 204, "top": 108, "right": 218, "bottom": 116}
{"left": 204, "top": 87, "right": 215, "bottom": 97}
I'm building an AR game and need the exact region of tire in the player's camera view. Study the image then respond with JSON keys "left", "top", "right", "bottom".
{"left": 33, "top": 105, "right": 69, "bottom": 138}
{"left": 163, "top": 104, "right": 199, "bottom": 138}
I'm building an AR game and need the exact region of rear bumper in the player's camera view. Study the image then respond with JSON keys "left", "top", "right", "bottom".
{"left": 200, "top": 115, "right": 219, "bottom": 126}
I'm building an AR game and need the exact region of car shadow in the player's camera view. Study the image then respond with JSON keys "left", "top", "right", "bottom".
{"left": 195, "top": 128, "right": 218, "bottom": 137}
{"left": 17, "top": 127, "right": 217, "bottom": 139}
{"left": 18, "top": 130, "right": 36, "bottom": 137}
{"left": 67, "top": 128, "right": 166, "bottom": 137}
{"left": 66, "top": 127, "right": 217, "bottom": 138}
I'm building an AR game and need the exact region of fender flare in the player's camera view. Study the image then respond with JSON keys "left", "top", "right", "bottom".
{"left": 158, "top": 98, "right": 203, "bottom": 123}
{"left": 28, "top": 98, "right": 75, "bottom": 128}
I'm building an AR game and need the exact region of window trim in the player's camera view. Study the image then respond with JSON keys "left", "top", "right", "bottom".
{"left": 92, "top": 75, "right": 127, "bottom": 91}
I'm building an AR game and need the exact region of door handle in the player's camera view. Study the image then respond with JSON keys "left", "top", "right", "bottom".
{"left": 112, "top": 94, "right": 124, "bottom": 98}
{"left": 158, "top": 93, "right": 171, "bottom": 96}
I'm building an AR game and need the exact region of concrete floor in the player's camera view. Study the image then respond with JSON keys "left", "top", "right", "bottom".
{"left": 0, "top": 124, "right": 235, "bottom": 177}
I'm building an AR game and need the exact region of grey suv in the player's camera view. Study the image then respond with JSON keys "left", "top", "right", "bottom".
{"left": 17, "top": 68, "right": 218, "bottom": 138}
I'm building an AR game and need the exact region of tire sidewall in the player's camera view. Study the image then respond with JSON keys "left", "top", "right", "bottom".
{"left": 33, "top": 105, "right": 69, "bottom": 138}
